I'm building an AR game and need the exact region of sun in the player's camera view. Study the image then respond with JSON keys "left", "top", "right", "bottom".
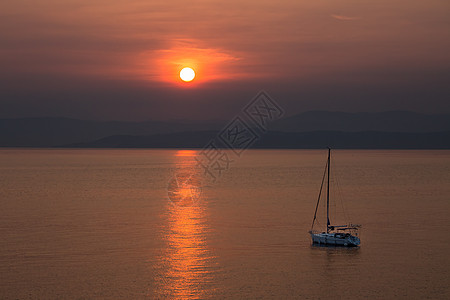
{"left": 180, "top": 67, "right": 195, "bottom": 82}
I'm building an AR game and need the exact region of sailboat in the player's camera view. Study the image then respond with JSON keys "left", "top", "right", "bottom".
{"left": 309, "top": 148, "right": 361, "bottom": 247}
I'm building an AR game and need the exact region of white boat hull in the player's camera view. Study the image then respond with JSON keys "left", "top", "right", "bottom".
{"left": 310, "top": 232, "right": 360, "bottom": 247}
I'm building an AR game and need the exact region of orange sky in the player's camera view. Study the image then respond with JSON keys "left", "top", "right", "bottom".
{"left": 0, "top": 0, "right": 449, "bottom": 120}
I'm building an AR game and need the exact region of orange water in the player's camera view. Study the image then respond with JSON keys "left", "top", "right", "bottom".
{"left": 0, "top": 149, "right": 449, "bottom": 299}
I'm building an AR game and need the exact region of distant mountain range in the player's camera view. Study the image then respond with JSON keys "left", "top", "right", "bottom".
{"left": 268, "top": 111, "right": 450, "bottom": 132}
{"left": 1, "top": 111, "right": 449, "bottom": 149}
{"left": 0, "top": 117, "right": 221, "bottom": 147}
{"left": 64, "top": 131, "right": 450, "bottom": 149}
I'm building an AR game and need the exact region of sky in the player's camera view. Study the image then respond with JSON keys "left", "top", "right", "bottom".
{"left": 1, "top": 0, "right": 449, "bottom": 121}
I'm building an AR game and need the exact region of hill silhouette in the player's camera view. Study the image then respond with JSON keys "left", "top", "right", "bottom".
{"left": 1, "top": 111, "right": 449, "bottom": 148}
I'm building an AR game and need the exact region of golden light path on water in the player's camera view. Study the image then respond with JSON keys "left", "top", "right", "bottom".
{"left": 153, "top": 150, "right": 217, "bottom": 299}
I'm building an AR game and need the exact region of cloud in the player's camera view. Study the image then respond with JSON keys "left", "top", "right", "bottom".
{"left": 139, "top": 38, "right": 253, "bottom": 86}
{"left": 331, "top": 14, "right": 361, "bottom": 21}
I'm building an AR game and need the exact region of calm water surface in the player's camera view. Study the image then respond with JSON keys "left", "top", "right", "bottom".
{"left": 0, "top": 149, "right": 449, "bottom": 299}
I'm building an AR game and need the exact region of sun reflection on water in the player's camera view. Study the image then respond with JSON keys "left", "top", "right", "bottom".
{"left": 153, "top": 150, "right": 216, "bottom": 299}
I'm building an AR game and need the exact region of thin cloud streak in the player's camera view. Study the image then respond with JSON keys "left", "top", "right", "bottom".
{"left": 331, "top": 14, "right": 362, "bottom": 21}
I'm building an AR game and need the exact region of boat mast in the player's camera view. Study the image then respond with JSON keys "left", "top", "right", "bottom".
{"left": 311, "top": 161, "right": 327, "bottom": 230}
{"left": 327, "top": 147, "right": 331, "bottom": 233}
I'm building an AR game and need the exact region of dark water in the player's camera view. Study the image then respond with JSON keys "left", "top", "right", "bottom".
{"left": 0, "top": 149, "right": 449, "bottom": 299}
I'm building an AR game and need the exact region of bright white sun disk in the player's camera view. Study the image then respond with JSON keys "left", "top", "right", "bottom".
{"left": 180, "top": 67, "right": 195, "bottom": 82}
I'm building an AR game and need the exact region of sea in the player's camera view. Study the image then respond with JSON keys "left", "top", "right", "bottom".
{"left": 0, "top": 149, "right": 449, "bottom": 299}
